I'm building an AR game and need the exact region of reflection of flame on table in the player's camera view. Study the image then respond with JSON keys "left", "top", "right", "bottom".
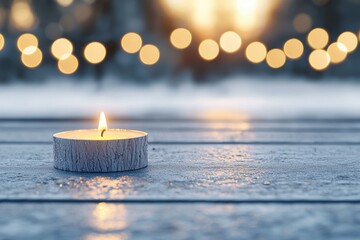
{"left": 86, "top": 203, "right": 128, "bottom": 240}
{"left": 159, "top": 0, "right": 281, "bottom": 40}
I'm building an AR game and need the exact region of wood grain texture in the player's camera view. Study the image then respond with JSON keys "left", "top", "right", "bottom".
{"left": 54, "top": 135, "right": 147, "bottom": 172}
{"left": 1, "top": 144, "right": 359, "bottom": 200}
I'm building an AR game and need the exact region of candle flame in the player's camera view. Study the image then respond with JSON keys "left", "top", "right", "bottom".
{"left": 98, "top": 112, "right": 107, "bottom": 137}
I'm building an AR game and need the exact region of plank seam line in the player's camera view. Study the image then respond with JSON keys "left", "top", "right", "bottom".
{"left": 1, "top": 141, "right": 360, "bottom": 145}
{"left": 1, "top": 199, "right": 360, "bottom": 204}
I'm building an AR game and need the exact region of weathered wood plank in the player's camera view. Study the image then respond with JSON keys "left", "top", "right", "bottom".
{"left": 1, "top": 203, "right": 359, "bottom": 240}
{"left": 1, "top": 144, "right": 359, "bottom": 200}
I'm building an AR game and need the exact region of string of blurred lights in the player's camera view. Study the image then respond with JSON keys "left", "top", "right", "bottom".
{"left": 1, "top": 0, "right": 359, "bottom": 76}
{"left": 0, "top": 25, "right": 360, "bottom": 74}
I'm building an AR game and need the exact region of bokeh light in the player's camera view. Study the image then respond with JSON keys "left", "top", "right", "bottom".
{"left": 139, "top": 44, "right": 160, "bottom": 65}
{"left": 17, "top": 33, "right": 38, "bottom": 54}
{"left": 84, "top": 42, "right": 106, "bottom": 64}
{"left": 219, "top": 31, "right": 242, "bottom": 53}
{"left": 159, "top": 0, "right": 281, "bottom": 41}
{"left": 51, "top": 38, "right": 73, "bottom": 60}
{"left": 337, "top": 31, "right": 358, "bottom": 53}
{"left": 309, "top": 49, "right": 330, "bottom": 71}
{"left": 307, "top": 28, "right": 329, "bottom": 49}
{"left": 198, "top": 39, "right": 219, "bottom": 61}
{"left": 121, "top": 32, "right": 142, "bottom": 54}
{"left": 245, "top": 41, "right": 267, "bottom": 63}
{"left": 283, "top": 38, "right": 304, "bottom": 59}
{"left": 56, "top": 0, "right": 73, "bottom": 7}
{"left": 21, "top": 48, "right": 42, "bottom": 68}
{"left": 58, "top": 54, "right": 79, "bottom": 74}
{"left": 10, "top": 0, "right": 36, "bottom": 31}
{"left": 266, "top": 49, "right": 286, "bottom": 69}
{"left": 293, "top": 13, "right": 312, "bottom": 33}
{"left": 170, "top": 28, "right": 192, "bottom": 49}
{"left": 0, "top": 33, "right": 5, "bottom": 51}
{"left": 327, "top": 42, "right": 347, "bottom": 64}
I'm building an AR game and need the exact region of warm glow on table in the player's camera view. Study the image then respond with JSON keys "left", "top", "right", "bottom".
{"left": 198, "top": 39, "right": 219, "bottom": 61}
{"left": 307, "top": 28, "right": 329, "bottom": 49}
{"left": 170, "top": 28, "right": 192, "bottom": 49}
{"left": 266, "top": 49, "right": 286, "bottom": 69}
{"left": 246, "top": 41, "right": 267, "bottom": 63}
{"left": 84, "top": 42, "right": 107, "bottom": 64}
{"left": 54, "top": 129, "right": 147, "bottom": 141}
{"left": 121, "top": 32, "right": 143, "bottom": 54}
{"left": 51, "top": 38, "right": 73, "bottom": 60}
{"left": 219, "top": 31, "right": 242, "bottom": 53}
{"left": 139, "top": 44, "right": 160, "bottom": 65}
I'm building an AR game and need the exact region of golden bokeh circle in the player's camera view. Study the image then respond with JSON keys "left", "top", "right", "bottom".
{"left": 327, "top": 42, "right": 347, "bottom": 64}
{"left": 21, "top": 48, "right": 42, "bottom": 68}
{"left": 84, "top": 42, "right": 106, "bottom": 64}
{"left": 307, "top": 28, "right": 329, "bottom": 49}
{"left": 266, "top": 48, "right": 286, "bottom": 69}
{"left": 219, "top": 31, "right": 242, "bottom": 53}
{"left": 170, "top": 28, "right": 192, "bottom": 49}
{"left": 245, "top": 42, "right": 267, "bottom": 63}
{"left": 198, "top": 39, "right": 219, "bottom": 61}
{"left": 309, "top": 49, "right": 330, "bottom": 71}
{"left": 0, "top": 33, "right": 5, "bottom": 51}
{"left": 58, "top": 54, "right": 79, "bottom": 74}
{"left": 283, "top": 38, "right": 304, "bottom": 59}
{"left": 121, "top": 32, "right": 142, "bottom": 54}
{"left": 17, "top": 33, "right": 38, "bottom": 54}
{"left": 139, "top": 44, "right": 160, "bottom": 65}
{"left": 337, "top": 31, "right": 358, "bottom": 53}
{"left": 51, "top": 38, "right": 73, "bottom": 60}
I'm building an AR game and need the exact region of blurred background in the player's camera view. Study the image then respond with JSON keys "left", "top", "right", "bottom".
{"left": 0, "top": 0, "right": 360, "bottom": 119}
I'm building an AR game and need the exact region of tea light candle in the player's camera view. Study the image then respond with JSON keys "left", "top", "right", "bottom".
{"left": 53, "top": 112, "right": 148, "bottom": 172}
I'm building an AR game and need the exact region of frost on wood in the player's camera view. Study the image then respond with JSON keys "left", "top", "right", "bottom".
{"left": 53, "top": 136, "right": 148, "bottom": 172}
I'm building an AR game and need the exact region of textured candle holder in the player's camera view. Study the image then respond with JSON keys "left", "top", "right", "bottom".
{"left": 53, "top": 129, "right": 148, "bottom": 172}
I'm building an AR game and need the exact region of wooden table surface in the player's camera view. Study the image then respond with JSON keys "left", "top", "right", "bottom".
{"left": 1, "top": 119, "right": 360, "bottom": 240}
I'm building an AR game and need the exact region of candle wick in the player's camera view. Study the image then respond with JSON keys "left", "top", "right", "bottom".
{"left": 101, "top": 129, "right": 106, "bottom": 137}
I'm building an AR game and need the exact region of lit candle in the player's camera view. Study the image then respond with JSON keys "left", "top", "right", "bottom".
{"left": 53, "top": 112, "right": 148, "bottom": 172}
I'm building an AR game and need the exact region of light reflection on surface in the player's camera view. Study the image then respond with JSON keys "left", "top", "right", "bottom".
{"left": 200, "top": 109, "right": 249, "bottom": 122}
{"left": 52, "top": 176, "right": 135, "bottom": 199}
{"left": 85, "top": 203, "right": 129, "bottom": 240}
{"left": 85, "top": 233, "right": 128, "bottom": 240}
{"left": 159, "top": 0, "right": 280, "bottom": 40}
{"left": 90, "top": 203, "right": 128, "bottom": 232}
{"left": 199, "top": 109, "right": 250, "bottom": 131}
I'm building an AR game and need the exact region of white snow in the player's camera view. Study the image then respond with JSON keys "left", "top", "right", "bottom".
{"left": 0, "top": 75, "right": 360, "bottom": 119}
